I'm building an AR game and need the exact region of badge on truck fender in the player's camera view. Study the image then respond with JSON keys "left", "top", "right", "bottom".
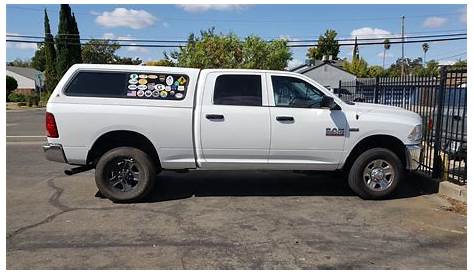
{"left": 326, "top": 128, "right": 345, "bottom": 136}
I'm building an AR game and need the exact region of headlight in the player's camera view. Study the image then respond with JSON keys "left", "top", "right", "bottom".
{"left": 407, "top": 124, "right": 422, "bottom": 142}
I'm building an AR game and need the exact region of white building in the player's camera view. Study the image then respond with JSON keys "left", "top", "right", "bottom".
{"left": 6, "top": 66, "right": 44, "bottom": 95}
{"left": 289, "top": 60, "right": 356, "bottom": 91}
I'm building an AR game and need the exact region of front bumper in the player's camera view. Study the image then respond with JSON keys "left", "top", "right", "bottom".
{"left": 43, "top": 143, "right": 67, "bottom": 163}
{"left": 405, "top": 144, "right": 422, "bottom": 170}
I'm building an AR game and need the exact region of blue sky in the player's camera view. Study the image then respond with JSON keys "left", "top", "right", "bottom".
{"left": 6, "top": 4, "right": 467, "bottom": 68}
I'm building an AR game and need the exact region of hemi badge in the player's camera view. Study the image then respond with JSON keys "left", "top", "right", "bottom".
{"left": 349, "top": 128, "right": 359, "bottom": 132}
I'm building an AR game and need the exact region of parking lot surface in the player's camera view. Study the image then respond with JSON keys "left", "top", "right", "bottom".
{"left": 6, "top": 109, "right": 467, "bottom": 269}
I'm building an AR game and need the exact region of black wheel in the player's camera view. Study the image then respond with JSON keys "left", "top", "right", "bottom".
{"left": 95, "top": 147, "right": 157, "bottom": 202}
{"left": 348, "top": 148, "right": 403, "bottom": 199}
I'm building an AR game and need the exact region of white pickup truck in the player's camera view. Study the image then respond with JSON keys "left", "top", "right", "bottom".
{"left": 44, "top": 64, "right": 422, "bottom": 202}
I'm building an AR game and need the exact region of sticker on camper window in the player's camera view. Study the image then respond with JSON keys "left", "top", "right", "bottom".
{"left": 127, "top": 73, "right": 188, "bottom": 100}
{"left": 166, "top": 76, "right": 174, "bottom": 85}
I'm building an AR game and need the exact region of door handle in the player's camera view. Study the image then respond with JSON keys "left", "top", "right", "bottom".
{"left": 206, "top": 114, "right": 225, "bottom": 120}
{"left": 276, "top": 116, "right": 294, "bottom": 122}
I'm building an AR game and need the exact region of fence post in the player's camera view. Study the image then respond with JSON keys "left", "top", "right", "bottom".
{"left": 432, "top": 66, "right": 447, "bottom": 179}
{"left": 338, "top": 80, "right": 342, "bottom": 98}
{"left": 374, "top": 76, "right": 380, "bottom": 104}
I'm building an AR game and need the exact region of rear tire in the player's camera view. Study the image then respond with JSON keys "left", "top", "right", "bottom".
{"left": 348, "top": 148, "right": 403, "bottom": 199}
{"left": 95, "top": 147, "right": 157, "bottom": 202}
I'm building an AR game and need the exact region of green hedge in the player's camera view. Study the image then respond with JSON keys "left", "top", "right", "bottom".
{"left": 7, "top": 93, "right": 27, "bottom": 102}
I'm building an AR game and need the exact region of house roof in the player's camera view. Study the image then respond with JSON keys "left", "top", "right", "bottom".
{"left": 297, "top": 61, "right": 354, "bottom": 76}
{"left": 6, "top": 66, "right": 43, "bottom": 81}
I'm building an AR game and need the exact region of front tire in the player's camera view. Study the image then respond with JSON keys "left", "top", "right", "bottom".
{"left": 95, "top": 147, "right": 157, "bottom": 202}
{"left": 348, "top": 148, "right": 403, "bottom": 199}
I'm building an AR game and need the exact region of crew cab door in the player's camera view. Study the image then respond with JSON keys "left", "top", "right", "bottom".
{"left": 266, "top": 73, "right": 347, "bottom": 170}
{"left": 197, "top": 72, "right": 270, "bottom": 169}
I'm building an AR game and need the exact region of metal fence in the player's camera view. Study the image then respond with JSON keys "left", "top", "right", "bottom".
{"left": 337, "top": 66, "right": 467, "bottom": 184}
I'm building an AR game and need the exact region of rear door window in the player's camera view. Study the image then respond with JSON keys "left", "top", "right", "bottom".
{"left": 213, "top": 74, "right": 262, "bottom": 106}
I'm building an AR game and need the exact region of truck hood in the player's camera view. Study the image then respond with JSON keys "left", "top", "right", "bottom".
{"left": 348, "top": 102, "right": 422, "bottom": 123}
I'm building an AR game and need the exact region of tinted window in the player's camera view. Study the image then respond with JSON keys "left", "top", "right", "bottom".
{"left": 213, "top": 75, "right": 262, "bottom": 106}
{"left": 65, "top": 71, "right": 189, "bottom": 100}
{"left": 65, "top": 71, "right": 127, "bottom": 97}
{"left": 271, "top": 76, "right": 324, "bottom": 108}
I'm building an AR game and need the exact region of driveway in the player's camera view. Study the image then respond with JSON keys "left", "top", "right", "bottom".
{"left": 6, "top": 109, "right": 467, "bottom": 269}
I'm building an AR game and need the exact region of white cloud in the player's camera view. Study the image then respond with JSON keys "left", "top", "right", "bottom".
{"left": 439, "top": 60, "right": 456, "bottom": 66}
{"left": 459, "top": 8, "right": 467, "bottom": 23}
{"left": 350, "top": 27, "right": 392, "bottom": 41}
{"left": 162, "top": 22, "right": 170, "bottom": 28}
{"left": 423, "top": 17, "right": 448, "bottom": 28}
{"left": 117, "top": 35, "right": 150, "bottom": 54}
{"left": 102, "top": 32, "right": 115, "bottom": 39}
{"left": 6, "top": 32, "right": 37, "bottom": 50}
{"left": 286, "top": 58, "right": 303, "bottom": 69}
{"left": 95, "top": 8, "right": 156, "bottom": 29}
{"left": 177, "top": 4, "right": 250, "bottom": 13}
{"left": 101, "top": 33, "right": 150, "bottom": 54}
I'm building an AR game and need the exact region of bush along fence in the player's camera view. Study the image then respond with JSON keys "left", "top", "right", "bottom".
{"left": 338, "top": 66, "right": 467, "bottom": 184}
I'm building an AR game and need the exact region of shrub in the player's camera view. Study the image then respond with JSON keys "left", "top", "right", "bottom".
{"left": 6, "top": 76, "right": 18, "bottom": 100}
{"left": 7, "top": 93, "right": 27, "bottom": 102}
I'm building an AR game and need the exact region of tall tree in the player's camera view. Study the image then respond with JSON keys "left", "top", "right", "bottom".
{"left": 70, "top": 13, "right": 82, "bottom": 64}
{"left": 56, "top": 4, "right": 81, "bottom": 78}
{"left": 43, "top": 9, "right": 58, "bottom": 93}
{"left": 170, "top": 28, "right": 291, "bottom": 70}
{"left": 306, "top": 29, "right": 340, "bottom": 61}
{"left": 81, "top": 39, "right": 121, "bottom": 64}
{"left": 422, "top": 43, "right": 429, "bottom": 65}
{"left": 383, "top": 38, "right": 391, "bottom": 69}
{"left": 31, "top": 44, "right": 46, "bottom": 71}
{"left": 352, "top": 36, "right": 359, "bottom": 63}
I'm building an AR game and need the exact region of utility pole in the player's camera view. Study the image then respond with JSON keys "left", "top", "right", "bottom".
{"left": 401, "top": 15, "right": 405, "bottom": 76}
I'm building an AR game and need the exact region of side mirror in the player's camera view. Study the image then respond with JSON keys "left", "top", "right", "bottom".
{"left": 321, "top": 95, "right": 341, "bottom": 110}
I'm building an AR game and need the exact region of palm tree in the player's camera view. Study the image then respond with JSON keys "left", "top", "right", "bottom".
{"left": 383, "top": 38, "right": 391, "bottom": 69}
{"left": 422, "top": 43, "right": 429, "bottom": 65}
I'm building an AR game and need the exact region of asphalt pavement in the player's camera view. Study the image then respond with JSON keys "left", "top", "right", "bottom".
{"left": 6, "top": 108, "right": 467, "bottom": 269}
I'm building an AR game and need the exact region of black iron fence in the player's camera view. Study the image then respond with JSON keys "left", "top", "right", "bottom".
{"left": 337, "top": 66, "right": 467, "bottom": 184}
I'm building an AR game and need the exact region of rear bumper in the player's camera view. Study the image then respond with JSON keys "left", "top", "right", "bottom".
{"left": 43, "top": 143, "right": 67, "bottom": 163}
{"left": 405, "top": 144, "right": 422, "bottom": 170}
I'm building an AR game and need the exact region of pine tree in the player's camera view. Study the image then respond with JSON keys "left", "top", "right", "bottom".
{"left": 56, "top": 4, "right": 81, "bottom": 77}
{"left": 44, "top": 9, "right": 58, "bottom": 93}
{"left": 70, "top": 13, "right": 82, "bottom": 64}
{"left": 352, "top": 36, "right": 359, "bottom": 63}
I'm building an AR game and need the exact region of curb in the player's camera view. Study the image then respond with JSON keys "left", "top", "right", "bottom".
{"left": 412, "top": 173, "right": 467, "bottom": 203}
{"left": 438, "top": 181, "right": 467, "bottom": 203}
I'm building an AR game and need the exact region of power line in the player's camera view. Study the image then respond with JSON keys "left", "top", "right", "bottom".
{"left": 6, "top": 32, "right": 467, "bottom": 44}
{"left": 6, "top": 36, "right": 466, "bottom": 48}
{"left": 435, "top": 52, "right": 467, "bottom": 61}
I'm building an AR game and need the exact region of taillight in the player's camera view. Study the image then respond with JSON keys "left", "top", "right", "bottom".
{"left": 45, "top": 112, "right": 59, "bottom": 138}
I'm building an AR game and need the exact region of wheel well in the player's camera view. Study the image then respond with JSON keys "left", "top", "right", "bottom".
{"left": 343, "top": 135, "right": 406, "bottom": 171}
{"left": 87, "top": 130, "right": 161, "bottom": 168}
